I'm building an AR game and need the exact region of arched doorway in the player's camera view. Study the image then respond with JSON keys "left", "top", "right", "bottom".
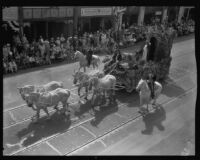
{"left": 147, "top": 37, "right": 157, "bottom": 61}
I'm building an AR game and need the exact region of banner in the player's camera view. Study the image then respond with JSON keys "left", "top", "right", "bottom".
{"left": 155, "top": 11, "right": 162, "bottom": 15}
{"left": 3, "top": 7, "right": 18, "bottom": 21}
{"left": 81, "top": 7, "right": 112, "bottom": 16}
{"left": 42, "top": 8, "right": 51, "bottom": 18}
{"left": 7, "top": 21, "right": 20, "bottom": 31}
{"left": 51, "top": 8, "right": 58, "bottom": 17}
{"left": 59, "top": 7, "right": 66, "bottom": 17}
{"left": 33, "top": 8, "right": 41, "bottom": 18}
{"left": 23, "top": 9, "right": 32, "bottom": 19}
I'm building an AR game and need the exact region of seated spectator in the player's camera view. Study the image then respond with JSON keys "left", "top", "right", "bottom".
{"left": 39, "top": 36, "right": 44, "bottom": 44}
{"left": 3, "top": 58, "right": 8, "bottom": 74}
{"left": 7, "top": 43, "right": 14, "bottom": 62}
{"left": 22, "top": 34, "right": 29, "bottom": 45}
{"left": 54, "top": 43, "right": 62, "bottom": 60}
{"left": 60, "top": 34, "right": 66, "bottom": 48}
{"left": 13, "top": 34, "right": 21, "bottom": 47}
{"left": 3, "top": 44, "right": 8, "bottom": 61}
{"left": 38, "top": 41, "right": 46, "bottom": 61}
{"left": 44, "top": 40, "right": 51, "bottom": 65}
{"left": 55, "top": 37, "right": 61, "bottom": 46}
{"left": 50, "top": 37, "right": 55, "bottom": 47}
{"left": 8, "top": 59, "right": 18, "bottom": 73}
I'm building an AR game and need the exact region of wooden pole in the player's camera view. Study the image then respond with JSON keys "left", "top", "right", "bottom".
{"left": 186, "top": 8, "right": 190, "bottom": 21}
{"left": 46, "top": 21, "right": 48, "bottom": 39}
{"left": 18, "top": 7, "right": 24, "bottom": 40}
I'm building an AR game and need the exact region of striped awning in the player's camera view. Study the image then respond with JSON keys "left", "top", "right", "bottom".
{"left": 7, "top": 21, "right": 20, "bottom": 31}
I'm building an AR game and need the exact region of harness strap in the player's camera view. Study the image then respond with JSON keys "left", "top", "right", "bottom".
{"left": 38, "top": 92, "right": 53, "bottom": 106}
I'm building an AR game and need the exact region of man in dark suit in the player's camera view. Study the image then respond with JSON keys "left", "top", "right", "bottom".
{"left": 147, "top": 73, "right": 156, "bottom": 99}
{"left": 87, "top": 48, "right": 93, "bottom": 67}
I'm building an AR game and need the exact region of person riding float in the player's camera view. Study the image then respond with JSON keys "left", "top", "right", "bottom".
{"left": 146, "top": 73, "right": 156, "bottom": 100}
{"left": 87, "top": 47, "right": 93, "bottom": 67}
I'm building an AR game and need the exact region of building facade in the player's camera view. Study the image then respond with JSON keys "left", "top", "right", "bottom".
{"left": 22, "top": 7, "right": 74, "bottom": 41}
{"left": 75, "top": 6, "right": 113, "bottom": 34}
{"left": 2, "top": 6, "right": 195, "bottom": 44}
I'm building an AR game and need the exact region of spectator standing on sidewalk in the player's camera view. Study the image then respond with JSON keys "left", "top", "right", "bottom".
{"left": 60, "top": 34, "right": 66, "bottom": 46}
{"left": 38, "top": 40, "right": 46, "bottom": 63}
{"left": 44, "top": 39, "right": 51, "bottom": 65}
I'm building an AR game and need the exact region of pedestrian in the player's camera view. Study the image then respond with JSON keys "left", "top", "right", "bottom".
{"left": 38, "top": 40, "right": 46, "bottom": 63}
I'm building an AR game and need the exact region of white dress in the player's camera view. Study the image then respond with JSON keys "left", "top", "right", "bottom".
{"left": 141, "top": 44, "right": 148, "bottom": 61}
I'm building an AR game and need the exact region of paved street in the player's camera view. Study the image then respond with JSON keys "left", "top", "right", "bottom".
{"left": 3, "top": 34, "right": 196, "bottom": 155}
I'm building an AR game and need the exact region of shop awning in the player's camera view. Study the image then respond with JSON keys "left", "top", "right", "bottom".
{"left": 7, "top": 21, "right": 20, "bottom": 31}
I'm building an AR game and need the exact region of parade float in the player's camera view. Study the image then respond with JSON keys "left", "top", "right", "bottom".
{"left": 103, "top": 27, "right": 176, "bottom": 92}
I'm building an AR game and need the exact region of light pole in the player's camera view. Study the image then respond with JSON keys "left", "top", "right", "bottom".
{"left": 113, "top": 6, "right": 126, "bottom": 47}
{"left": 18, "top": 7, "right": 24, "bottom": 40}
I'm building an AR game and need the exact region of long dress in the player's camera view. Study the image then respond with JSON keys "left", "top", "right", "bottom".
{"left": 141, "top": 44, "right": 148, "bottom": 61}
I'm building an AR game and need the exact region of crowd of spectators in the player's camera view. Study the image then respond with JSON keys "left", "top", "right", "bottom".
{"left": 3, "top": 18, "right": 195, "bottom": 75}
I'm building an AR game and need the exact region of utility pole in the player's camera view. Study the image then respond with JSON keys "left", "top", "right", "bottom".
{"left": 113, "top": 6, "right": 126, "bottom": 46}
{"left": 18, "top": 7, "right": 24, "bottom": 40}
{"left": 73, "top": 6, "right": 78, "bottom": 37}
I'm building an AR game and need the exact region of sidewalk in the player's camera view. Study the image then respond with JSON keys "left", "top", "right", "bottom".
{"left": 3, "top": 33, "right": 194, "bottom": 79}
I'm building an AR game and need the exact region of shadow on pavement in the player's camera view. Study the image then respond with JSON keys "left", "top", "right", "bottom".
{"left": 16, "top": 112, "right": 71, "bottom": 147}
{"left": 115, "top": 89, "right": 140, "bottom": 108}
{"left": 90, "top": 98, "right": 118, "bottom": 127}
{"left": 141, "top": 105, "right": 166, "bottom": 135}
{"left": 162, "top": 77, "right": 186, "bottom": 98}
{"left": 74, "top": 100, "right": 93, "bottom": 119}
{"left": 74, "top": 94, "right": 119, "bottom": 127}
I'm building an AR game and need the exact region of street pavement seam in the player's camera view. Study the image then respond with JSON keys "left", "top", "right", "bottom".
{"left": 79, "top": 125, "right": 97, "bottom": 138}
{"left": 3, "top": 36, "right": 194, "bottom": 113}
{"left": 4, "top": 69, "right": 194, "bottom": 131}
{"left": 3, "top": 35, "right": 195, "bottom": 154}
{"left": 45, "top": 141, "right": 62, "bottom": 155}
{"left": 5, "top": 74, "right": 196, "bottom": 155}
{"left": 65, "top": 87, "right": 196, "bottom": 156}
{"left": 172, "top": 50, "right": 194, "bottom": 59}
{"left": 3, "top": 87, "right": 79, "bottom": 113}
{"left": 171, "top": 66, "right": 196, "bottom": 75}
{"left": 78, "top": 125, "right": 108, "bottom": 148}
{"left": 114, "top": 112, "right": 128, "bottom": 119}
{"left": 8, "top": 111, "right": 17, "bottom": 123}
{"left": 6, "top": 65, "right": 193, "bottom": 129}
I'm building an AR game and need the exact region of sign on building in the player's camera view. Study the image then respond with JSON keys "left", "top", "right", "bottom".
{"left": 42, "top": 8, "right": 51, "bottom": 18}
{"left": 81, "top": 7, "right": 112, "bottom": 16}
{"left": 3, "top": 7, "right": 18, "bottom": 21}
{"left": 155, "top": 11, "right": 162, "bottom": 15}
{"left": 66, "top": 8, "right": 73, "bottom": 17}
{"left": 51, "top": 8, "right": 58, "bottom": 17}
{"left": 23, "top": 9, "right": 32, "bottom": 19}
{"left": 59, "top": 7, "right": 66, "bottom": 17}
{"left": 33, "top": 8, "right": 42, "bottom": 18}
{"left": 23, "top": 7, "right": 73, "bottom": 19}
